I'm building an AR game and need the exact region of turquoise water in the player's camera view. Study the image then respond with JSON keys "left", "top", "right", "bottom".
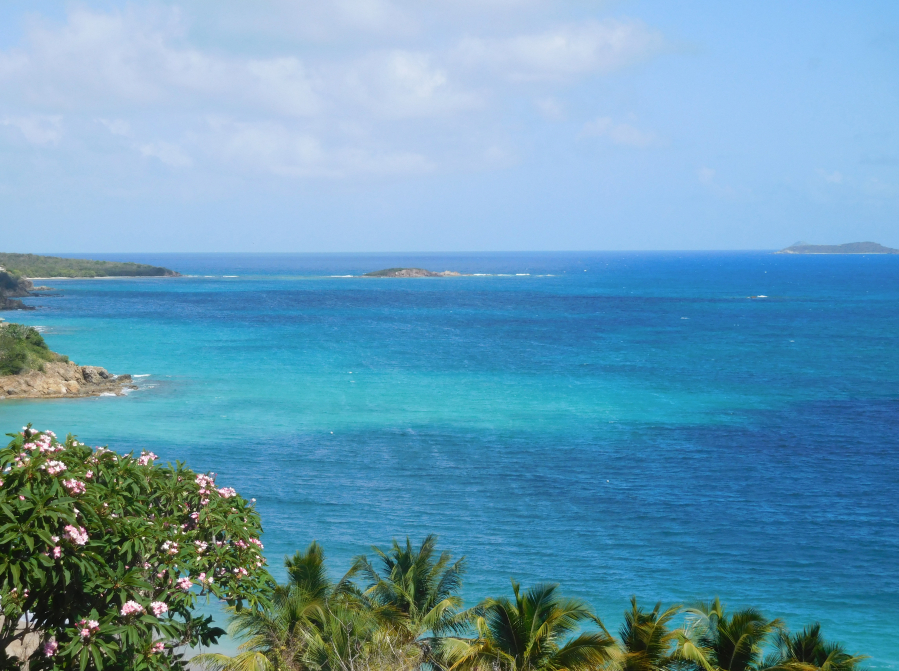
{"left": 2, "top": 252, "right": 898, "bottom": 666}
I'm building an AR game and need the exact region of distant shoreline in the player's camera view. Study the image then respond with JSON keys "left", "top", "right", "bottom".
{"left": 25, "top": 275, "right": 184, "bottom": 280}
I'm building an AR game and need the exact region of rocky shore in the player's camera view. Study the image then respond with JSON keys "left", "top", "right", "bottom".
{"left": 0, "top": 269, "right": 36, "bottom": 310}
{"left": 0, "top": 360, "right": 136, "bottom": 399}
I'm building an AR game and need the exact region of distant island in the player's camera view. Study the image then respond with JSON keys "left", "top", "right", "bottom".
{"left": 0, "top": 252, "right": 180, "bottom": 311}
{"left": 364, "top": 267, "right": 464, "bottom": 277}
{"left": 776, "top": 241, "right": 899, "bottom": 254}
{"left": 0, "top": 320, "right": 134, "bottom": 399}
{"left": 0, "top": 252, "right": 180, "bottom": 278}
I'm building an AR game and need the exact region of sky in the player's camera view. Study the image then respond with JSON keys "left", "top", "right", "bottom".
{"left": 0, "top": 1, "right": 897, "bottom": 252}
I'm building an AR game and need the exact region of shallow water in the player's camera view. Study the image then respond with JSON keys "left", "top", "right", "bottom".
{"left": 3, "top": 252, "right": 897, "bottom": 666}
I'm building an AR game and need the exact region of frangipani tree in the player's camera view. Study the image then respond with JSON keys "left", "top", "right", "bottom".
{"left": 0, "top": 426, "right": 274, "bottom": 670}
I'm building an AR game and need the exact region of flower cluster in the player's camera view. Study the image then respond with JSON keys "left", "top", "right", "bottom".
{"left": 42, "top": 640, "right": 58, "bottom": 657}
{"left": 137, "top": 450, "right": 158, "bottom": 466}
{"left": 62, "top": 479, "right": 86, "bottom": 495}
{"left": 176, "top": 576, "right": 192, "bottom": 591}
{"left": 150, "top": 601, "right": 168, "bottom": 617}
{"left": 217, "top": 487, "right": 237, "bottom": 498}
{"left": 195, "top": 540, "right": 208, "bottom": 553}
{"left": 41, "top": 460, "right": 67, "bottom": 476}
{"left": 64, "top": 525, "right": 88, "bottom": 546}
{"left": 150, "top": 641, "right": 165, "bottom": 654}
{"left": 120, "top": 600, "right": 145, "bottom": 617}
{"left": 78, "top": 619, "right": 100, "bottom": 639}
{"left": 161, "top": 540, "right": 179, "bottom": 555}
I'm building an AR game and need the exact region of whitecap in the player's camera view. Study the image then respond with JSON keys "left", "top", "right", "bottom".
{"left": 516, "top": 273, "right": 530, "bottom": 276}
{"left": 133, "top": 374, "right": 152, "bottom": 378}
{"left": 223, "top": 275, "right": 239, "bottom": 278}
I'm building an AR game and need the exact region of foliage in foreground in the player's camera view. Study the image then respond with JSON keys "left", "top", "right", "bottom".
{"left": 0, "top": 427, "right": 273, "bottom": 670}
{"left": 0, "top": 323, "right": 66, "bottom": 376}
{"left": 0, "top": 253, "right": 178, "bottom": 279}
{"left": 197, "top": 538, "right": 868, "bottom": 671}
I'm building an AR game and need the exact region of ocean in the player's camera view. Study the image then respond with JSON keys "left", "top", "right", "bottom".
{"left": 2, "top": 252, "right": 897, "bottom": 667}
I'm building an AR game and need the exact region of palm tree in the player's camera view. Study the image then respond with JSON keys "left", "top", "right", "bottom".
{"left": 674, "top": 599, "right": 782, "bottom": 671}
{"left": 353, "top": 534, "right": 470, "bottom": 655}
{"left": 442, "top": 580, "right": 616, "bottom": 671}
{"left": 614, "top": 597, "right": 681, "bottom": 671}
{"left": 195, "top": 541, "right": 359, "bottom": 671}
{"left": 767, "top": 624, "right": 867, "bottom": 671}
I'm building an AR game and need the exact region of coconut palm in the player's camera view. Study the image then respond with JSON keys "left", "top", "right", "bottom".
{"left": 353, "top": 534, "right": 470, "bottom": 654}
{"left": 195, "top": 541, "right": 360, "bottom": 671}
{"left": 442, "top": 580, "right": 616, "bottom": 671}
{"left": 614, "top": 597, "right": 681, "bottom": 671}
{"left": 675, "top": 599, "right": 783, "bottom": 671}
{"left": 766, "top": 624, "right": 867, "bottom": 671}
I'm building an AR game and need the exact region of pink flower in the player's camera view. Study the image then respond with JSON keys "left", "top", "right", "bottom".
{"left": 151, "top": 641, "right": 165, "bottom": 654}
{"left": 217, "top": 487, "right": 237, "bottom": 498}
{"left": 85, "top": 470, "right": 93, "bottom": 479}
{"left": 249, "top": 538, "right": 264, "bottom": 549}
{"left": 64, "top": 525, "right": 88, "bottom": 546}
{"left": 43, "top": 640, "right": 58, "bottom": 657}
{"left": 41, "top": 460, "right": 67, "bottom": 476}
{"left": 120, "top": 600, "right": 145, "bottom": 617}
{"left": 137, "top": 451, "right": 158, "bottom": 466}
{"left": 77, "top": 619, "right": 100, "bottom": 638}
{"left": 52, "top": 546, "right": 62, "bottom": 559}
{"left": 62, "top": 479, "right": 86, "bottom": 495}
{"left": 176, "top": 576, "right": 192, "bottom": 591}
{"left": 150, "top": 601, "right": 168, "bottom": 617}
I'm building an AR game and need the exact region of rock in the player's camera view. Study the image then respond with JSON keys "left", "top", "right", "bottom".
{"left": 0, "top": 361, "right": 137, "bottom": 399}
{"left": 363, "top": 267, "right": 464, "bottom": 278}
{"left": 0, "top": 270, "right": 36, "bottom": 310}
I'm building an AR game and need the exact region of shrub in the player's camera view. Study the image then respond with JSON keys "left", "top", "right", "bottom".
{"left": 0, "top": 426, "right": 274, "bottom": 670}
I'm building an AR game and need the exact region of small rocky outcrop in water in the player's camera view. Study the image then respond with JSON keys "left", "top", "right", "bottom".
{"left": 364, "top": 267, "right": 463, "bottom": 277}
{"left": 0, "top": 361, "right": 135, "bottom": 399}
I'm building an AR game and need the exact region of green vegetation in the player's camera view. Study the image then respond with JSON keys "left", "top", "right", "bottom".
{"left": 0, "top": 252, "right": 179, "bottom": 278}
{"left": 197, "top": 536, "right": 867, "bottom": 671}
{"left": 0, "top": 427, "right": 271, "bottom": 670}
{"left": 0, "top": 427, "right": 869, "bottom": 671}
{"left": 777, "top": 242, "right": 899, "bottom": 254}
{"left": 0, "top": 323, "right": 66, "bottom": 375}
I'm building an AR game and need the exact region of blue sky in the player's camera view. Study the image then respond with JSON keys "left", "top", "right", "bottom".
{"left": 0, "top": 1, "right": 897, "bottom": 252}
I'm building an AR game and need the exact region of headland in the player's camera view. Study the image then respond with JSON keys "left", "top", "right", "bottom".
{"left": 0, "top": 321, "right": 135, "bottom": 399}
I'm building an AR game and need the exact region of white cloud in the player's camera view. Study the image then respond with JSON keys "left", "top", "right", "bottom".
{"left": 0, "top": 5, "right": 668, "bottom": 179}
{"left": 205, "top": 118, "right": 434, "bottom": 177}
{"left": 338, "top": 50, "right": 479, "bottom": 119}
{"left": 581, "top": 116, "right": 655, "bottom": 147}
{"left": 0, "top": 8, "right": 320, "bottom": 116}
{"left": 99, "top": 118, "right": 132, "bottom": 136}
{"left": 535, "top": 97, "right": 565, "bottom": 120}
{"left": 138, "top": 141, "right": 192, "bottom": 167}
{"left": 1, "top": 115, "right": 63, "bottom": 144}
{"left": 455, "top": 20, "right": 664, "bottom": 81}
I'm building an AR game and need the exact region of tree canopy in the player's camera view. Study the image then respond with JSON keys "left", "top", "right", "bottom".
{"left": 0, "top": 426, "right": 273, "bottom": 670}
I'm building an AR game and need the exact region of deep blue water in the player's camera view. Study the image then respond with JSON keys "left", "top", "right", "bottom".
{"left": 2, "top": 252, "right": 897, "bottom": 666}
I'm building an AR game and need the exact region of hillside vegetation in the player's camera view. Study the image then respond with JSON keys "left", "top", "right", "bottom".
{"left": 0, "top": 252, "right": 179, "bottom": 278}
{"left": 777, "top": 241, "right": 899, "bottom": 254}
{"left": 0, "top": 322, "right": 66, "bottom": 375}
